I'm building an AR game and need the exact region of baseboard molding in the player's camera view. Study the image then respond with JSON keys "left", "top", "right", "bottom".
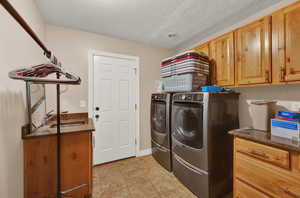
{"left": 136, "top": 148, "right": 152, "bottom": 157}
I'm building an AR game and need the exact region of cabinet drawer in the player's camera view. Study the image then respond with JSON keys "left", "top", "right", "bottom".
{"left": 235, "top": 138, "right": 290, "bottom": 169}
{"left": 235, "top": 152, "right": 300, "bottom": 198}
{"left": 235, "top": 179, "right": 270, "bottom": 198}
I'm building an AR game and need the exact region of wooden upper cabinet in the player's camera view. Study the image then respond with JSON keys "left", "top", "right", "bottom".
{"left": 235, "top": 17, "right": 271, "bottom": 85}
{"left": 210, "top": 32, "right": 235, "bottom": 86}
{"left": 273, "top": 2, "right": 300, "bottom": 83}
{"left": 193, "top": 43, "right": 210, "bottom": 57}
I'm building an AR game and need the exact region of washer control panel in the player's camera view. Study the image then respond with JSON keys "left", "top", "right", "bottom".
{"left": 151, "top": 93, "right": 167, "bottom": 101}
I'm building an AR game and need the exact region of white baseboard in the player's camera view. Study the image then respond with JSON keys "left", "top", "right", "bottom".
{"left": 136, "top": 148, "right": 152, "bottom": 157}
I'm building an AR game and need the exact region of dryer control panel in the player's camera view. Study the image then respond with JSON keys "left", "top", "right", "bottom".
{"left": 173, "top": 93, "right": 203, "bottom": 102}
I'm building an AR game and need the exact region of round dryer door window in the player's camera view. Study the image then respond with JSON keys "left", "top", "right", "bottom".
{"left": 172, "top": 102, "right": 203, "bottom": 149}
{"left": 151, "top": 101, "right": 166, "bottom": 134}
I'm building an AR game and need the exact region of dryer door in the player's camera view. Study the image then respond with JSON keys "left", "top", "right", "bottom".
{"left": 171, "top": 101, "right": 207, "bottom": 170}
{"left": 172, "top": 102, "right": 203, "bottom": 150}
{"left": 151, "top": 100, "right": 169, "bottom": 147}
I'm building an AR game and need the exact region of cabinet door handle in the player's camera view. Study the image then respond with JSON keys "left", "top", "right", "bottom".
{"left": 249, "top": 149, "right": 269, "bottom": 159}
{"left": 280, "top": 186, "right": 300, "bottom": 198}
{"left": 280, "top": 68, "right": 286, "bottom": 82}
{"left": 265, "top": 70, "right": 270, "bottom": 83}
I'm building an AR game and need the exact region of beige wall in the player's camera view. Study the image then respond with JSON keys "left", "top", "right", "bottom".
{"left": 234, "top": 84, "right": 300, "bottom": 128}
{"left": 45, "top": 25, "right": 175, "bottom": 150}
{"left": 0, "top": 0, "right": 45, "bottom": 197}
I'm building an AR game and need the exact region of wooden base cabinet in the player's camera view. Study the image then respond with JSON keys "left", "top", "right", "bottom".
{"left": 24, "top": 136, "right": 57, "bottom": 198}
{"left": 210, "top": 32, "right": 235, "bottom": 86}
{"left": 24, "top": 132, "right": 93, "bottom": 198}
{"left": 234, "top": 137, "right": 300, "bottom": 198}
{"left": 235, "top": 179, "right": 270, "bottom": 198}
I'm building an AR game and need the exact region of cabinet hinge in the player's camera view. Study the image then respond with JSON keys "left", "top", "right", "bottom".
{"left": 265, "top": 70, "right": 270, "bottom": 83}
{"left": 280, "top": 68, "right": 286, "bottom": 82}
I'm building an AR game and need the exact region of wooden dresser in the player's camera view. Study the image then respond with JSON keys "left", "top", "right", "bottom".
{"left": 230, "top": 129, "right": 300, "bottom": 198}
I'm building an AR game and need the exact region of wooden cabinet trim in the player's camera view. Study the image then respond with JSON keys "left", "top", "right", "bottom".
{"left": 193, "top": 42, "right": 210, "bottom": 57}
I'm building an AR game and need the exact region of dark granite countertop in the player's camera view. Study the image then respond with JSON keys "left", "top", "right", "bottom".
{"left": 22, "top": 113, "right": 95, "bottom": 139}
{"left": 229, "top": 128, "right": 300, "bottom": 153}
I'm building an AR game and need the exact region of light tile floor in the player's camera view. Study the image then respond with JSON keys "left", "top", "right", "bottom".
{"left": 93, "top": 155, "right": 232, "bottom": 198}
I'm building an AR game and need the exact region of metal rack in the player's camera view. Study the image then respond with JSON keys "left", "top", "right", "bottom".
{"left": 1, "top": 0, "right": 85, "bottom": 197}
{"left": 25, "top": 83, "right": 46, "bottom": 134}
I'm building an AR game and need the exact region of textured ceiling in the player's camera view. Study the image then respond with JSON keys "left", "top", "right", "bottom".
{"left": 35, "top": 0, "right": 280, "bottom": 49}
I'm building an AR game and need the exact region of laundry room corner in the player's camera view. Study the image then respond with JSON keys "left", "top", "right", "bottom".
{"left": 4, "top": 0, "right": 300, "bottom": 197}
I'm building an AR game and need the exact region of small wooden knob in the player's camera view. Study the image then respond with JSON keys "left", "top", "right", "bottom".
{"left": 72, "top": 152, "right": 77, "bottom": 160}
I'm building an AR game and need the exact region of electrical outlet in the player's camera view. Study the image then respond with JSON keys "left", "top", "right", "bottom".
{"left": 80, "top": 100, "right": 86, "bottom": 108}
{"left": 291, "top": 103, "right": 300, "bottom": 111}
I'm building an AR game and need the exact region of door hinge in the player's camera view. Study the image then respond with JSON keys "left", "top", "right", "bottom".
{"left": 134, "top": 104, "right": 137, "bottom": 111}
{"left": 133, "top": 68, "right": 137, "bottom": 76}
{"left": 92, "top": 134, "right": 95, "bottom": 148}
{"left": 135, "top": 138, "right": 137, "bottom": 145}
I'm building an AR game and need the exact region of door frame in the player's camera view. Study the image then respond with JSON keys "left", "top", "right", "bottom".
{"left": 88, "top": 49, "right": 140, "bottom": 158}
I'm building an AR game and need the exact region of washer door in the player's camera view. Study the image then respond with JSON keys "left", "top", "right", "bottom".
{"left": 151, "top": 100, "right": 169, "bottom": 147}
{"left": 172, "top": 102, "right": 203, "bottom": 150}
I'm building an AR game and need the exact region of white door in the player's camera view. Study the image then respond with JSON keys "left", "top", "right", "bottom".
{"left": 92, "top": 54, "right": 137, "bottom": 165}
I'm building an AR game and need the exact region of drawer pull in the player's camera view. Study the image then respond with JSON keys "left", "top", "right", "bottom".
{"left": 280, "top": 186, "right": 300, "bottom": 198}
{"left": 249, "top": 149, "right": 269, "bottom": 159}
